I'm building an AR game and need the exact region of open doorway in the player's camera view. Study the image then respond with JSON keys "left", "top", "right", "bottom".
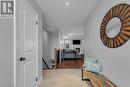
{"left": 54, "top": 35, "right": 85, "bottom": 69}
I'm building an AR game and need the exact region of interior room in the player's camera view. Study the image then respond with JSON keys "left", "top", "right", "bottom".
{"left": 0, "top": 0, "right": 130, "bottom": 87}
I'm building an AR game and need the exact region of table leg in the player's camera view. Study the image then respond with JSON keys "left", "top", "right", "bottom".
{"left": 82, "top": 69, "right": 90, "bottom": 81}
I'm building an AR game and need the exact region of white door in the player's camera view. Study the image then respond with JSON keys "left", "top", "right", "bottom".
{"left": 18, "top": 0, "right": 38, "bottom": 87}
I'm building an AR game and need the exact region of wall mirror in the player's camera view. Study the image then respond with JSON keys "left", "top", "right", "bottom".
{"left": 100, "top": 4, "right": 130, "bottom": 48}
{"left": 106, "top": 17, "right": 121, "bottom": 38}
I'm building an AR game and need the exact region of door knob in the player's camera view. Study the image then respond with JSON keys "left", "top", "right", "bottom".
{"left": 20, "top": 57, "right": 26, "bottom": 61}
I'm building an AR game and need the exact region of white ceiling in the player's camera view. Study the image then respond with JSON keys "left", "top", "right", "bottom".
{"left": 36, "top": 0, "right": 98, "bottom": 36}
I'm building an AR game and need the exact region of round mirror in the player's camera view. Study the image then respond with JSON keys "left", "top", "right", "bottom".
{"left": 100, "top": 4, "right": 130, "bottom": 48}
{"left": 106, "top": 17, "right": 121, "bottom": 38}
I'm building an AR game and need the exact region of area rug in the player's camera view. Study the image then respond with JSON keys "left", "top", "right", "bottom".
{"left": 37, "top": 69, "right": 89, "bottom": 87}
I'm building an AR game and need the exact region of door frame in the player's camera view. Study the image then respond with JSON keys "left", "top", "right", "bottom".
{"left": 35, "top": 14, "right": 39, "bottom": 83}
{"left": 15, "top": 0, "right": 39, "bottom": 87}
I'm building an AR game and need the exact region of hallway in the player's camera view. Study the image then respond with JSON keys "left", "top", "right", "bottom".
{"left": 0, "top": 0, "right": 130, "bottom": 87}
{"left": 37, "top": 69, "right": 93, "bottom": 87}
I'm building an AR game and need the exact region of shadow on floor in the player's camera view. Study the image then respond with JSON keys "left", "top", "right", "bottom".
{"left": 86, "top": 81, "right": 94, "bottom": 87}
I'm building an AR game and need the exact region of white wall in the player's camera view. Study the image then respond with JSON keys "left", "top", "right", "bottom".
{"left": 84, "top": 0, "right": 130, "bottom": 87}
{"left": 60, "top": 25, "right": 84, "bottom": 37}
{"left": 42, "top": 29, "right": 52, "bottom": 68}
{"left": 50, "top": 32, "right": 60, "bottom": 62}
{"left": 42, "top": 30, "right": 60, "bottom": 68}
{"left": 0, "top": 18, "right": 14, "bottom": 87}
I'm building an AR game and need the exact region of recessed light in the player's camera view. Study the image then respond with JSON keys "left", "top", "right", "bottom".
{"left": 66, "top": 2, "right": 69, "bottom": 6}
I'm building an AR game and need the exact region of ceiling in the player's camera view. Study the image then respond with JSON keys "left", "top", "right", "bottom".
{"left": 36, "top": 0, "right": 98, "bottom": 36}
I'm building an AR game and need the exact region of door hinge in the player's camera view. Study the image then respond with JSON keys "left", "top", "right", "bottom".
{"left": 36, "top": 21, "right": 38, "bottom": 25}
{"left": 36, "top": 77, "right": 38, "bottom": 82}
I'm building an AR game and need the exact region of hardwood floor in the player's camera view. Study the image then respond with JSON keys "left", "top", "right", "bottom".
{"left": 57, "top": 58, "right": 84, "bottom": 69}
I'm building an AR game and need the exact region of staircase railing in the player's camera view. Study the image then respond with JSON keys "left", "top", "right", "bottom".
{"left": 42, "top": 57, "right": 49, "bottom": 69}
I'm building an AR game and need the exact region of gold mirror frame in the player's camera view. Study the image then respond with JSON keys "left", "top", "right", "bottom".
{"left": 100, "top": 4, "right": 130, "bottom": 48}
